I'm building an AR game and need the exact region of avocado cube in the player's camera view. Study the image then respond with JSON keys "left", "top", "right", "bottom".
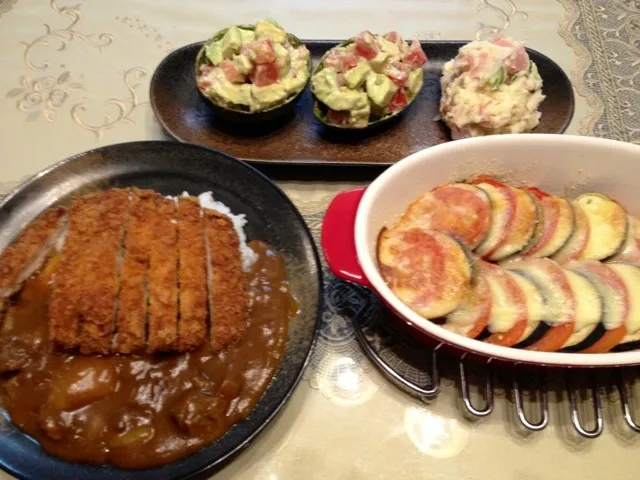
{"left": 376, "top": 36, "right": 400, "bottom": 57}
{"left": 366, "top": 73, "right": 398, "bottom": 107}
{"left": 323, "top": 88, "right": 368, "bottom": 112}
{"left": 239, "top": 28, "right": 256, "bottom": 44}
{"left": 232, "top": 54, "right": 253, "bottom": 75}
{"left": 311, "top": 67, "right": 339, "bottom": 100}
{"left": 255, "top": 19, "right": 287, "bottom": 44}
{"left": 251, "top": 83, "right": 288, "bottom": 110}
{"left": 349, "top": 104, "right": 371, "bottom": 127}
{"left": 221, "top": 26, "right": 243, "bottom": 59}
{"left": 343, "top": 62, "right": 371, "bottom": 89}
{"left": 205, "top": 40, "right": 223, "bottom": 66}
{"left": 274, "top": 43, "right": 291, "bottom": 73}
{"left": 405, "top": 68, "right": 424, "bottom": 96}
{"left": 369, "top": 51, "right": 391, "bottom": 73}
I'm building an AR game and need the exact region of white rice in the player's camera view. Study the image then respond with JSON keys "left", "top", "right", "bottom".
{"left": 170, "top": 192, "right": 257, "bottom": 271}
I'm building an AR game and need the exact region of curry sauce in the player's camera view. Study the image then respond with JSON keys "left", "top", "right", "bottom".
{"left": 0, "top": 240, "right": 297, "bottom": 469}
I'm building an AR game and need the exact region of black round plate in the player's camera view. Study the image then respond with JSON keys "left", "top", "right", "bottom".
{"left": 0, "top": 141, "right": 322, "bottom": 480}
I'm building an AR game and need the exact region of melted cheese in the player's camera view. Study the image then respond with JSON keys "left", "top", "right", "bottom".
{"left": 608, "top": 264, "right": 640, "bottom": 334}
{"left": 486, "top": 271, "right": 522, "bottom": 333}
{"left": 564, "top": 270, "right": 602, "bottom": 332}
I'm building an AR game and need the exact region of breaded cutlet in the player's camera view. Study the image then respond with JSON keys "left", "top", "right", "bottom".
{"left": 0, "top": 206, "right": 66, "bottom": 299}
{"left": 50, "top": 192, "right": 124, "bottom": 351}
{"left": 75, "top": 189, "right": 130, "bottom": 355}
{"left": 177, "top": 196, "right": 208, "bottom": 351}
{"left": 204, "top": 210, "right": 248, "bottom": 352}
{"left": 147, "top": 194, "right": 179, "bottom": 352}
{"left": 113, "top": 189, "right": 155, "bottom": 354}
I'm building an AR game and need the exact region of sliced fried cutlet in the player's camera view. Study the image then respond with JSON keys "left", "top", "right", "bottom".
{"left": 50, "top": 193, "right": 111, "bottom": 350}
{"left": 177, "top": 196, "right": 208, "bottom": 351}
{"left": 74, "top": 189, "right": 130, "bottom": 355}
{"left": 113, "top": 189, "right": 156, "bottom": 354}
{"left": 204, "top": 210, "right": 248, "bottom": 352}
{"left": 147, "top": 194, "right": 179, "bottom": 352}
{"left": 0, "top": 206, "right": 67, "bottom": 305}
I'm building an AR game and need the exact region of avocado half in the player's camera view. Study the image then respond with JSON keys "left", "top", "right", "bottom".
{"left": 195, "top": 25, "right": 311, "bottom": 125}
{"left": 311, "top": 38, "right": 424, "bottom": 130}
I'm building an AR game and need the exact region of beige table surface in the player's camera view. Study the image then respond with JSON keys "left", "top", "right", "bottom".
{"left": 1, "top": 1, "right": 639, "bottom": 479}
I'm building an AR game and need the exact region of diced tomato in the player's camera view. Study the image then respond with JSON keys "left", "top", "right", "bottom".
{"left": 199, "top": 64, "right": 214, "bottom": 76}
{"left": 355, "top": 31, "right": 379, "bottom": 60}
{"left": 402, "top": 41, "right": 427, "bottom": 68}
{"left": 251, "top": 63, "right": 279, "bottom": 87}
{"left": 385, "top": 60, "right": 412, "bottom": 87}
{"left": 220, "top": 60, "right": 246, "bottom": 83}
{"left": 384, "top": 31, "right": 409, "bottom": 51}
{"left": 326, "top": 109, "right": 349, "bottom": 126}
{"left": 244, "top": 38, "right": 276, "bottom": 64}
{"left": 387, "top": 90, "right": 408, "bottom": 113}
{"left": 323, "top": 50, "right": 360, "bottom": 73}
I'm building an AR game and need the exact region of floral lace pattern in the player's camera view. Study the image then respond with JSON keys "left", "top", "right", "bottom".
{"left": 559, "top": 0, "right": 640, "bottom": 143}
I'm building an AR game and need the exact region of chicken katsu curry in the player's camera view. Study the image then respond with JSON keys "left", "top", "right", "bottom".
{"left": 0, "top": 188, "right": 298, "bottom": 468}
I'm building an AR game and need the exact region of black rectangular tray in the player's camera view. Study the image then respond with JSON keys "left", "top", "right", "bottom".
{"left": 150, "top": 40, "right": 574, "bottom": 167}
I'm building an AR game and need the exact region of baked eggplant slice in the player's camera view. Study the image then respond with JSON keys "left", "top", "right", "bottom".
{"left": 574, "top": 193, "right": 628, "bottom": 261}
{"left": 472, "top": 178, "right": 538, "bottom": 261}
{"left": 378, "top": 228, "right": 473, "bottom": 318}
{"left": 445, "top": 265, "right": 491, "bottom": 338}
{"left": 607, "top": 215, "right": 640, "bottom": 263}
{"left": 565, "top": 260, "right": 629, "bottom": 352}
{"left": 520, "top": 187, "right": 576, "bottom": 259}
{"left": 479, "top": 262, "right": 529, "bottom": 347}
{"left": 608, "top": 264, "right": 640, "bottom": 346}
{"left": 504, "top": 258, "right": 576, "bottom": 351}
{"left": 551, "top": 201, "right": 590, "bottom": 265}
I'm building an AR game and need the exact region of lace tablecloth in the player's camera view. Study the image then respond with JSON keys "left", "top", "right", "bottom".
{"left": 0, "top": 1, "right": 639, "bottom": 479}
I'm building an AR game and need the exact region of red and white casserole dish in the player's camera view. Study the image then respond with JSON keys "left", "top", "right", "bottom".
{"left": 322, "top": 134, "right": 640, "bottom": 368}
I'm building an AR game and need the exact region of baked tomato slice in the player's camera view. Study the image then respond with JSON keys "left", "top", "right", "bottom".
{"left": 403, "top": 40, "right": 427, "bottom": 68}
{"left": 481, "top": 262, "right": 528, "bottom": 347}
{"left": 394, "top": 183, "right": 492, "bottom": 250}
{"left": 378, "top": 228, "right": 472, "bottom": 319}
{"left": 355, "top": 31, "right": 379, "bottom": 60}
{"left": 326, "top": 109, "right": 349, "bottom": 126}
{"left": 251, "top": 63, "right": 279, "bottom": 87}
{"left": 387, "top": 90, "right": 408, "bottom": 113}
{"left": 220, "top": 60, "right": 246, "bottom": 83}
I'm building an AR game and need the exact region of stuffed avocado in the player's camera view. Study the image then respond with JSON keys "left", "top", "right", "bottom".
{"left": 196, "top": 19, "right": 311, "bottom": 113}
{"left": 439, "top": 33, "right": 545, "bottom": 139}
{"left": 311, "top": 31, "right": 427, "bottom": 128}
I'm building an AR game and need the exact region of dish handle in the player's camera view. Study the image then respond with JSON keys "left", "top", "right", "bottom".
{"left": 322, "top": 188, "right": 371, "bottom": 288}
